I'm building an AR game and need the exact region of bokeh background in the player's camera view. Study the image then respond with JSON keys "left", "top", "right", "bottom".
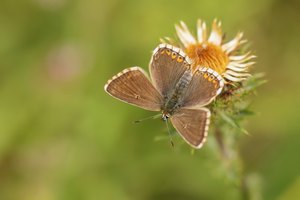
{"left": 1, "top": 0, "right": 300, "bottom": 199}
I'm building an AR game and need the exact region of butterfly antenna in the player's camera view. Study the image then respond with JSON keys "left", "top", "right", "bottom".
{"left": 165, "top": 119, "right": 174, "bottom": 148}
{"left": 133, "top": 114, "right": 161, "bottom": 124}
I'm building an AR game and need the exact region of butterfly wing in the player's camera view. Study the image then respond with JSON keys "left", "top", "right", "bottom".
{"left": 149, "top": 44, "right": 191, "bottom": 98}
{"left": 170, "top": 108, "right": 211, "bottom": 149}
{"left": 181, "top": 67, "right": 224, "bottom": 109}
{"left": 104, "top": 67, "right": 163, "bottom": 111}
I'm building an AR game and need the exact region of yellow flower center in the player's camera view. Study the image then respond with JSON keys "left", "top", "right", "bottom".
{"left": 185, "top": 43, "right": 229, "bottom": 74}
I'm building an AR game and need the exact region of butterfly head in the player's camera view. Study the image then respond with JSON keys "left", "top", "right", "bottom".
{"left": 161, "top": 112, "right": 170, "bottom": 121}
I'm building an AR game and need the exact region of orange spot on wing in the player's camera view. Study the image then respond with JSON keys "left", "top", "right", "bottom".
{"left": 166, "top": 49, "right": 171, "bottom": 55}
{"left": 203, "top": 72, "right": 209, "bottom": 79}
{"left": 177, "top": 56, "right": 184, "bottom": 63}
{"left": 171, "top": 52, "right": 177, "bottom": 59}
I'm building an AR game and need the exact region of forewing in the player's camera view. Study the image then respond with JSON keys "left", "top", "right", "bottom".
{"left": 104, "top": 67, "right": 163, "bottom": 111}
{"left": 149, "top": 44, "right": 191, "bottom": 98}
{"left": 170, "top": 108, "right": 211, "bottom": 149}
{"left": 181, "top": 67, "right": 224, "bottom": 108}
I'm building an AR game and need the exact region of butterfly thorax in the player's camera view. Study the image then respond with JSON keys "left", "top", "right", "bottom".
{"left": 162, "top": 70, "right": 192, "bottom": 115}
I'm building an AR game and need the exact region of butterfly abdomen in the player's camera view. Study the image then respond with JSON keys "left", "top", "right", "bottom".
{"left": 163, "top": 70, "right": 192, "bottom": 114}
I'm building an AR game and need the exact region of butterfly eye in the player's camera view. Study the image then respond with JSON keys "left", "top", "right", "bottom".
{"left": 177, "top": 56, "right": 184, "bottom": 63}
{"left": 171, "top": 52, "right": 177, "bottom": 59}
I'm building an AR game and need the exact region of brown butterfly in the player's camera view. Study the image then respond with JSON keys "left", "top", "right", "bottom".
{"left": 104, "top": 44, "right": 224, "bottom": 148}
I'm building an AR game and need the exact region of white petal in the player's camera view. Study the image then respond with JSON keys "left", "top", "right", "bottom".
{"left": 239, "top": 39, "right": 248, "bottom": 45}
{"left": 223, "top": 73, "right": 247, "bottom": 82}
{"left": 202, "top": 22, "right": 207, "bottom": 42}
{"left": 179, "top": 21, "right": 197, "bottom": 43}
{"left": 208, "top": 19, "right": 222, "bottom": 45}
{"left": 224, "top": 69, "right": 251, "bottom": 77}
{"left": 226, "top": 64, "right": 249, "bottom": 72}
{"left": 176, "top": 30, "right": 193, "bottom": 47}
{"left": 160, "top": 37, "right": 168, "bottom": 44}
{"left": 160, "top": 37, "right": 176, "bottom": 45}
{"left": 197, "top": 19, "right": 204, "bottom": 43}
{"left": 175, "top": 26, "right": 190, "bottom": 47}
{"left": 229, "top": 52, "right": 251, "bottom": 61}
{"left": 226, "top": 39, "right": 246, "bottom": 53}
{"left": 222, "top": 32, "right": 244, "bottom": 53}
{"left": 175, "top": 21, "right": 197, "bottom": 47}
{"left": 197, "top": 19, "right": 207, "bottom": 43}
{"left": 234, "top": 55, "right": 256, "bottom": 64}
{"left": 229, "top": 61, "right": 256, "bottom": 68}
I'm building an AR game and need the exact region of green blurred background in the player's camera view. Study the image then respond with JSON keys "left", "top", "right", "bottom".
{"left": 1, "top": 0, "right": 300, "bottom": 199}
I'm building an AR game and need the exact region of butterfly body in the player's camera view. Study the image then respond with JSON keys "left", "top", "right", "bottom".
{"left": 104, "top": 44, "right": 224, "bottom": 148}
{"left": 162, "top": 69, "right": 193, "bottom": 116}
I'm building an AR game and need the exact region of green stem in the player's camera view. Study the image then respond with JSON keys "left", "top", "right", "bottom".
{"left": 214, "top": 128, "right": 250, "bottom": 200}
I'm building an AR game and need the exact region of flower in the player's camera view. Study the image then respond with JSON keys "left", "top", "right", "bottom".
{"left": 163, "top": 19, "right": 256, "bottom": 83}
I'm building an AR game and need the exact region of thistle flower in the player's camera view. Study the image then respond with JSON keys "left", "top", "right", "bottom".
{"left": 163, "top": 19, "right": 256, "bottom": 83}
{"left": 159, "top": 19, "right": 263, "bottom": 197}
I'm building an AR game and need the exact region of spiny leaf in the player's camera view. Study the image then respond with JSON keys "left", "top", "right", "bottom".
{"left": 238, "top": 109, "right": 256, "bottom": 117}
{"left": 218, "top": 111, "right": 249, "bottom": 135}
{"left": 242, "top": 73, "right": 267, "bottom": 92}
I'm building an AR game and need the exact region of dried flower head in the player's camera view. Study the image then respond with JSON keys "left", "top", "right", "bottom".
{"left": 162, "top": 19, "right": 256, "bottom": 83}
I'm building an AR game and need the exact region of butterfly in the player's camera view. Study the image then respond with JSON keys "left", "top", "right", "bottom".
{"left": 104, "top": 44, "right": 224, "bottom": 148}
